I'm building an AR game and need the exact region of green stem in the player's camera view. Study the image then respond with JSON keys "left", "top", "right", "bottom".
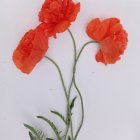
{"left": 45, "top": 39, "right": 96, "bottom": 140}
{"left": 74, "top": 41, "right": 96, "bottom": 140}
{"left": 68, "top": 29, "right": 77, "bottom": 61}
{"left": 45, "top": 56, "right": 71, "bottom": 140}
{"left": 64, "top": 29, "right": 77, "bottom": 140}
{"left": 45, "top": 56, "right": 68, "bottom": 102}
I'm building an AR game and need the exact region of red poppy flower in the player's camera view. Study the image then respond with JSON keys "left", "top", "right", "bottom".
{"left": 13, "top": 24, "right": 49, "bottom": 74}
{"left": 39, "top": 0, "right": 80, "bottom": 37}
{"left": 86, "top": 18, "right": 128, "bottom": 64}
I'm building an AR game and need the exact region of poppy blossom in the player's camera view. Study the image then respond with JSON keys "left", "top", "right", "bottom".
{"left": 39, "top": 0, "right": 80, "bottom": 37}
{"left": 86, "top": 18, "right": 128, "bottom": 64}
{"left": 13, "top": 24, "right": 49, "bottom": 74}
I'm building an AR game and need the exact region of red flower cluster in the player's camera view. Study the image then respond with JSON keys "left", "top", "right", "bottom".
{"left": 13, "top": 0, "right": 80, "bottom": 74}
{"left": 87, "top": 18, "right": 128, "bottom": 64}
{"left": 13, "top": 1, "right": 128, "bottom": 74}
{"left": 39, "top": 0, "right": 80, "bottom": 37}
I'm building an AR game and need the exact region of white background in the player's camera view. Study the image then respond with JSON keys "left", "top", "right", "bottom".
{"left": 0, "top": 0, "right": 140, "bottom": 140}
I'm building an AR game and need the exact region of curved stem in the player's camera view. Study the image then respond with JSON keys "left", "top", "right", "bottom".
{"left": 68, "top": 29, "right": 77, "bottom": 62}
{"left": 77, "top": 41, "right": 96, "bottom": 61}
{"left": 74, "top": 41, "right": 96, "bottom": 140}
{"left": 45, "top": 56, "right": 68, "bottom": 102}
{"left": 45, "top": 57, "right": 72, "bottom": 140}
{"left": 45, "top": 39, "right": 96, "bottom": 140}
{"left": 45, "top": 56, "right": 71, "bottom": 140}
{"left": 64, "top": 29, "right": 77, "bottom": 140}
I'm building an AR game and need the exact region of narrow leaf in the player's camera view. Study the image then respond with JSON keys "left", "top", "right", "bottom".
{"left": 29, "top": 132, "right": 35, "bottom": 140}
{"left": 37, "top": 116, "right": 61, "bottom": 140}
{"left": 68, "top": 136, "right": 71, "bottom": 140}
{"left": 51, "top": 110, "right": 66, "bottom": 124}
{"left": 70, "top": 97, "right": 77, "bottom": 110}
{"left": 24, "top": 124, "right": 45, "bottom": 140}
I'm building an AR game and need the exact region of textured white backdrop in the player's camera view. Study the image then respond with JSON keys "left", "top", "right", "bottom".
{"left": 0, "top": 0, "right": 140, "bottom": 140}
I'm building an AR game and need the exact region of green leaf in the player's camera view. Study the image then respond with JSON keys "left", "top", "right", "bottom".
{"left": 51, "top": 110, "right": 66, "bottom": 124}
{"left": 46, "top": 138, "right": 54, "bottom": 140}
{"left": 29, "top": 132, "right": 35, "bottom": 140}
{"left": 70, "top": 97, "right": 77, "bottom": 110}
{"left": 37, "top": 116, "right": 61, "bottom": 140}
{"left": 68, "top": 136, "right": 71, "bottom": 140}
{"left": 24, "top": 124, "right": 45, "bottom": 140}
